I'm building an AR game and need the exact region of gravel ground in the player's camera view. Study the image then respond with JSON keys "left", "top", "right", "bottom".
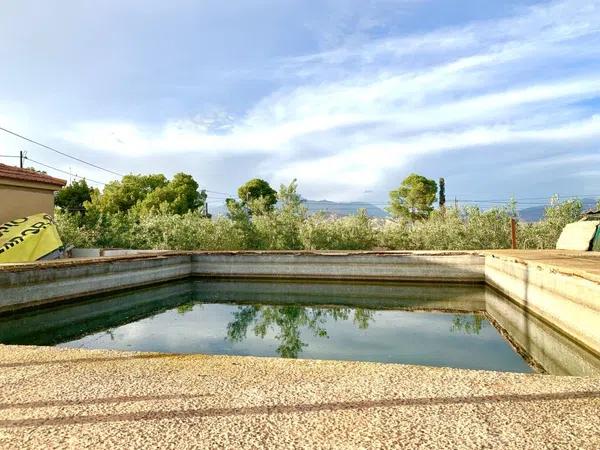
{"left": 0, "top": 345, "right": 598, "bottom": 449}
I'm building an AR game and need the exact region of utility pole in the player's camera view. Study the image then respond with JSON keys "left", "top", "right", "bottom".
{"left": 19, "top": 150, "right": 24, "bottom": 168}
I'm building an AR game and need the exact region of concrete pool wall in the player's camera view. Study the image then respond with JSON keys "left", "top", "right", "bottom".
{"left": 0, "top": 251, "right": 484, "bottom": 313}
{"left": 0, "top": 250, "right": 598, "bottom": 367}
{"left": 485, "top": 253, "right": 600, "bottom": 358}
{"left": 0, "top": 253, "right": 192, "bottom": 312}
{"left": 191, "top": 252, "right": 484, "bottom": 282}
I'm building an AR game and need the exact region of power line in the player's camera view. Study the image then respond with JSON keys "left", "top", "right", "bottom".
{"left": 199, "top": 199, "right": 585, "bottom": 209}
{"left": 154, "top": 196, "right": 598, "bottom": 208}
{"left": 201, "top": 189, "right": 235, "bottom": 197}
{"left": 0, "top": 126, "right": 123, "bottom": 177}
{"left": 2, "top": 126, "right": 597, "bottom": 204}
{"left": 25, "top": 156, "right": 106, "bottom": 186}
{"left": 299, "top": 196, "right": 597, "bottom": 206}
{"left": 202, "top": 195, "right": 233, "bottom": 200}
{"left": 0, "top": 129, "right": 238, "bottom": 196}
{"left": 447, "top": 194, "right": 600, "bottom": 201}
{"left": 456, "top": 200, "right": 548, "bottom": 206}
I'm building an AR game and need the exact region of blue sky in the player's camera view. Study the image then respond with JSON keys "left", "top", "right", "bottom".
{"left": 1, "top": 0, "right": 599, "bottom": 207}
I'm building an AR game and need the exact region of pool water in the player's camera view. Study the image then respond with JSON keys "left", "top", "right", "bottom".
{"left": 69, "top": 304, "right": 530, "bottom": 371}
{"left": 0, "top": 279, "right": 539, "bottom": 373}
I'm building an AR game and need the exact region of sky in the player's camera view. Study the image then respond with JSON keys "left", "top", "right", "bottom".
{"left": 1, "top": 0, "right": 599, "bottom": 208}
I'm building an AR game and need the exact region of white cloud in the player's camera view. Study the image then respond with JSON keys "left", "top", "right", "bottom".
{"left": 57, "top": 0, "right": 600, "bottom": 199}
{"left": 270, "top": 116, "right": 600, "bottom": 199}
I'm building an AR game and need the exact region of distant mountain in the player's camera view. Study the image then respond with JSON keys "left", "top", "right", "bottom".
{"left": 208, "top": 199, "right": 389, "bottom": 218}
{"left": 208, "top": 197, "right": 599, "bottom": 221}
{"left": 518, "top": 198, "right": 598, "bottom": 222}
{"left": 303, "top": 200, "right": 388, "bottom": 217}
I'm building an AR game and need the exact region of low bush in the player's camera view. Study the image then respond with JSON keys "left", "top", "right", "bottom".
{"left": 55, "top": 193, "right": 588, "bottom": 251}
{"left": 300, "top": 210, "right": 377, "bottom": 250}
{"left": 517, "top": 197, "right": 583, "bottom": 249}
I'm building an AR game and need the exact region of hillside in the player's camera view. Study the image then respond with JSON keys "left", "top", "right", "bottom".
{"left": 209, "top": 199, "right": 388, "bottom": 218}
{"left": 209, "top": 197, "right": 599, "bottom": 221}
{"left": 302, "top": 200, "right": 388, "bottom": 217}
{"left": 518, "top": 198, "right": 598, "bottom": 222}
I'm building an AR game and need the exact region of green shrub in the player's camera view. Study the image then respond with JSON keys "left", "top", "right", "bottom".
{"left": 300, "top": 209, "right": 377, "bottom": 250}
{"left": 518, "top": 197, "right": 582, "bottom": 249}
{"left": 54, "top": 210, "right": 98, "bottom": 248}
{"left": 377, "top": 219, "right": 412, "bottom": 250}
{"left": 238, "top": 180, "right": 307, "bottom": 250}
{"left": 55, "top": 196, "right": 587, "bottom": 251}
{"left": 379, "top": 206, "right": 514, "bottom": 250}
{"left": 135, "top": 213, "right": 246, "bottom": 250}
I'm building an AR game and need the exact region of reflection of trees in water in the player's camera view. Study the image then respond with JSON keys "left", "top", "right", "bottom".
{"left": 176, "top": 303, "right": 204, "bottom": 314}
{"left": 450, "top": 314, "right": 484, "bottom": 335}
{"left": 226, "top": 305, "right": 374, "bottom": 358}
{"left": 176, "top": 303, "right": 195, "bottom": 314}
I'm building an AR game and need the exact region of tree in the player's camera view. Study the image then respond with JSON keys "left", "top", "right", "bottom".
{"left": 139, "top": 173, "right": 207, "bottom": 215}
{"left": 387, "top": 173, "right": 438, "bottom": 220}
{"left": 84, "top": 173, "right": 206, "bottom": 216}
{"left": 225, "top": 197, "right": 259, "bottom": 248}
{"left": 25, "top": 167, "right": 47, "bottom": 174}
{"left": 55, "top": 179, "right": 95, "bottom": 213}
{"left": 90, "top": 174, "right": 168, "bottom": 213}
{"left": 252, "top": 180, "right": 307, "bottom": 250}
{"left": 237, "top": 178, "right": 277, "bottom": 214}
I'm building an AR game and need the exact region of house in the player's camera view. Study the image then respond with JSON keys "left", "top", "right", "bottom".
{"left": 0, "top": 163, "right": 66, "bottom": 224}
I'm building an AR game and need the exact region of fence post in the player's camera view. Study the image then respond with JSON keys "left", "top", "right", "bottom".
{"left": 510, "top": 218, "right": 517, "bottom": 249}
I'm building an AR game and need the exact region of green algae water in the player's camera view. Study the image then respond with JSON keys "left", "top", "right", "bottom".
{"left": 0, "top": 279, "right": 534, "bottom": 373}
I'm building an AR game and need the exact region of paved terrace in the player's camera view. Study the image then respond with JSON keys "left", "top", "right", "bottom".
{"left": 482, "top": 249, "right": 600, "bottom": 282}
{"left": 0, "top": 249, "right": 599, "bottom": 448}
{"left": 0, "top": 345, "right": 599, "bottom": 449}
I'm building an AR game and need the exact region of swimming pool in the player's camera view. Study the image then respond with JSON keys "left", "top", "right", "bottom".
{"left": 0, "top": 278, "right": 600, "bottom": 375}
{"left": 1, "top": 278, "right": 597, "bottom": 374}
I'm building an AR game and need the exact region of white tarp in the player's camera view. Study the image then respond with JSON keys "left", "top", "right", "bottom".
{"left": 556, "top": 220, "right": 600, "bottom": 251}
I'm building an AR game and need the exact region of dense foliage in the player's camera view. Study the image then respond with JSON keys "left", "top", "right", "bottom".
{"left": 54, "top": 179, "right": 95, "bottom": 213}
{"left": 387, "top": 173, "right": 438, "bottom": 220}
{"left": 55, "top": 179, "right": 586, "bottom": 251}
{"left": 234, "top": 178, "right": 278, "bottom": 215}
{"left": 82, "top": 173, "right": 207, "bottom": 216}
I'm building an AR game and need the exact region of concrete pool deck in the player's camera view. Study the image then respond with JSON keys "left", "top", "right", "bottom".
{"left": 481, "top": 249, "right": 600, "bottom": 281}
{"left": 0, "top": 345, "right": 599, "bottom": 449}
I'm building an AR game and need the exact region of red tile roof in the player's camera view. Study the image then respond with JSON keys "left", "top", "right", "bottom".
{"left": 0, "top": 163, "right": 66, "bottom": 187}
